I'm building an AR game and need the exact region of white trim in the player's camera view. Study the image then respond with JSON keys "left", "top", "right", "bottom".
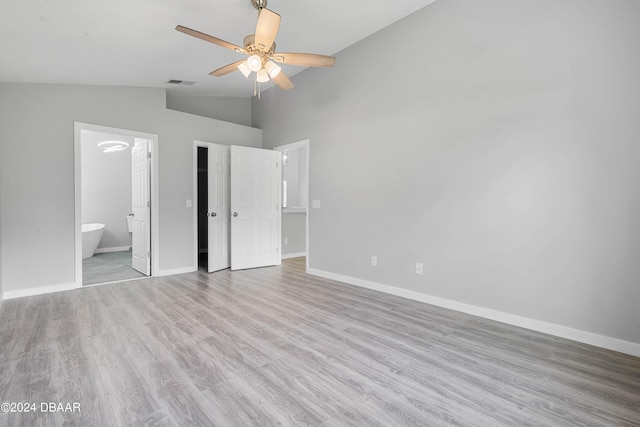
{"left": 307, "top": 268, "right": 640, "bottom": 358}
{"left": 282, "top": 252, "right": 306, "bottom": 260}
{"left": 3, "top": 282, "right": 78, "bottom": 300}
{"left": 73, "top": 123, "right": 83, "bottom": 291}
{"left": 74, "top": 122, "right": 159, "bottom": 287}
{"left": 82, "top": 276, "right": 148, "bottom": 288}
{"left": 94, "top": 246, "right": 130, "bottom": 254}
{"left": 193, "top": 140, "right": 208, "bottom": 272}
{"left": 283, "top": 208, "right": 306, "bottom": 214}
{"left": 156, "top": 267, "right": 197, "bottom": 277}
{"left": 192, "top": 141, "right": 200, "bottom": 272}
{"left": 305, "top": 142, "right": 309, "bottom": 273}
{"left": 273, "top": 140, "right": 309, "bottom": 151}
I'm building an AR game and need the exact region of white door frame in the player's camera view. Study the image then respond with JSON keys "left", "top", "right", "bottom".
{"left": 192, "top": 140, "right": 231, "bottom": 272}
{"left": 74, "top": 122, "right": 159, "bottom": 287}
{"left": 273, "top": 139, "right": 310, "bottom": 272}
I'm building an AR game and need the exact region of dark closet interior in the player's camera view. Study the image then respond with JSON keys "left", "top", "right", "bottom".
{"left": 197, "top": 146, "right": 208, "bottom": 269}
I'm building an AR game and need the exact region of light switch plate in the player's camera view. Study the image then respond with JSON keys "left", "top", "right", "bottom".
{"left": 186, "top": 199, "right": 192, "bottom": 208}
{"left": 312, "top": 200, "right": 321, "bottom": 208}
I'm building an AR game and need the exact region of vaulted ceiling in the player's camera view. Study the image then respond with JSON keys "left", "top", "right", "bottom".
{"left": 0, "top": 0, "right": 438, "bottom": 97}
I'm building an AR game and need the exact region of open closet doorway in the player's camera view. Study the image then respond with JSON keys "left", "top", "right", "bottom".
{"left": 74, "top": 122, "right": 159, "bottom": 287}
{"left": 196, "top": 142, "right": 230, "bottom": 272}
{"left": 274, "top": 140, "right": 309, "bottom": 270}
{"left": 194, "top": 141, "right": 281, "bottom": 272}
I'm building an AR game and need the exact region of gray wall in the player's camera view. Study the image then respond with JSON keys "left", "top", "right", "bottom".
{"left": 166, "top": 94, "right": 252, "bottom": 127}
{"left": 0, "top": 83, "right": 261, "bottom": 293}
{"left": 81, "top": 131, "right": 134, "bottom": 250}
{"left": 253, "top": 0, "right": 640, "bottom": 345}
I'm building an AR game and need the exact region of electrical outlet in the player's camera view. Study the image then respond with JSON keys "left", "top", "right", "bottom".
{"left": 284, "top": 237, "right": 289, "bottom": 244}
{"left": 415, "top": 262, "right": 424, "bottom": 275}
{"left": 371, "top": 256, "right": 378, "bottom": 267}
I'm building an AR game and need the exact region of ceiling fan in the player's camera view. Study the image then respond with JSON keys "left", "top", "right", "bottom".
{"left": 176, "top": 0, "right": 336, "bottom": 94}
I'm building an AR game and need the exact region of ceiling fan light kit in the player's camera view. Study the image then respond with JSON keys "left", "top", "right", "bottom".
{"left": 246, "top": 54, "right": 263, "bottom": 72}
{"left": 264, "top": 60, "right": 281, "bottom": 78}
{"left": 176, "top": 0, "right": 335, "bottom": 96}
{"left": 256, "top": 68, "right": 270, "bottom": 83}
{"left": 237, "top": 61, "right": 252, "bottom": 78}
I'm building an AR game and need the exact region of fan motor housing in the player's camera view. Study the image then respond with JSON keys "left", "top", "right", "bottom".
{"left": 251, "top": 0, "right": 267, "bottom": 10}
{"left": 243, "top": 34, "right": 275, "bottom": 55}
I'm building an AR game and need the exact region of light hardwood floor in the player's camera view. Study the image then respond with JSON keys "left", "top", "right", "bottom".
{"left": 1, "top": 257, "right": 639, "bottom": 426}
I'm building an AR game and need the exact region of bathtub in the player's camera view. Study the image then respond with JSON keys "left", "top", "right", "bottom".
{"left": 82, "top": 223, "right": 105, "bottom": 259}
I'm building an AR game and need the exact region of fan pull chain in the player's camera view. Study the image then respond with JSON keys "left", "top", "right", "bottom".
{"left": 253, "top": 76, "right": 257, "bottom": 97}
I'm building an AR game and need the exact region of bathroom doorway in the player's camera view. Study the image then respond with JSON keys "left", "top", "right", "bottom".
{"left": 73, "top": 122, "right": 159, "bottom": 286}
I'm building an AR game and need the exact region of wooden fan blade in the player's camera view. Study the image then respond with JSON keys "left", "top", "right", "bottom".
{"left": 272, "top": 52, "right": 335, "bottom": 67}
{"left": 176, "top": 25, "right": 245, "bottom": 53}
{"left": 272, "top": 71, "right": 294, "bottom": 90}
{"left": 254, "top": 8, "right": 280, "bottom": 51}
{"left": 209, "top": 60, "right": 246, "bottom": 77}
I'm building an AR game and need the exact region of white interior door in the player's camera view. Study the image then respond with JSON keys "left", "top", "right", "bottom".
{"left": 132, "top": 138, "right": 151, "bottom": 275}
{"left": 230, "top": 145, "right": 281, "bottom": 270}
{"left": 207, "top": 144, "right": 230, "bottom": 272}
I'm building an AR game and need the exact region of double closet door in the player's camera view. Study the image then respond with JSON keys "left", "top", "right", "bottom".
{"left": 203, "top": 144, "right": 281, "bottom": 272}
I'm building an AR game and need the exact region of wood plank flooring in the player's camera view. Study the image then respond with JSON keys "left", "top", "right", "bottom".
{"left": 1, "top": 257, "right": 639, "bottom": 426}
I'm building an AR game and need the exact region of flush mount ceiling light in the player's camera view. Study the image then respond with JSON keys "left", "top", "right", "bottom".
{"left": 97, "top": 140, "right": 130, "bottom": 153}
{"left": 175, "top": 0, "right": 336, "bottom": 96}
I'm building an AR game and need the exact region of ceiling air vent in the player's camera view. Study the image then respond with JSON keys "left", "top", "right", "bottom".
{"left": 166, "top": 79, "right": 196, "bottom": 85}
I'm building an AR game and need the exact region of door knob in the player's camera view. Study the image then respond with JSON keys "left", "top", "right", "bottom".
{"left": 233, "top": 212, "right": 238, "bottom": 217}
{"left": 211, "top": 212, "right": 217, "bottom": 217}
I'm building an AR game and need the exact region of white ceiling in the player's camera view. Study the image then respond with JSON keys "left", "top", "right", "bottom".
{"left": 0, "top": 0, "right": 437, "bottom": 97}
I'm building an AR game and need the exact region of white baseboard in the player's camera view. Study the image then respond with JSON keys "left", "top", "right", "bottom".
{"left": 2, "top": 282, "right": 80, "bottom": 300}
{"left": 307, "top": 268, "right": 640, "bottom": 358}
{"left": 156, "top": 266, "right": 197, "bottom": 277}
{"left": 282, "top": 252, "right": 306, "bottom": 260}
{"left": 95, "top": 246, "right": 130, "bottom": 254}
